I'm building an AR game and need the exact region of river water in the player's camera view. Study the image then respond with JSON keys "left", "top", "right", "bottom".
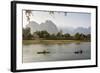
{"left": 22, "top": 42, "right": 91, "bottom": 63}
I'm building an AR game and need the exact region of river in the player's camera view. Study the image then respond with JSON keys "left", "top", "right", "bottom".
{"left": 22, "top": 42, "right": 91, "bottom": 63}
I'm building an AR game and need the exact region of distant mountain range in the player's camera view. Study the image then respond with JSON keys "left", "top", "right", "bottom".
{"left": 62, "top": 27, "right": 91, "bottom": 35}
{"left": 26, "top": 20, "right": 90, "bottom": 35}
{"left": 26, "top": 20, "right": 58, "bottom": 34}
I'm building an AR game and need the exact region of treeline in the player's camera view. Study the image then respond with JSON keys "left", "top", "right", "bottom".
{"left": 23, "top": 27, "right": 90, "bottom": 41}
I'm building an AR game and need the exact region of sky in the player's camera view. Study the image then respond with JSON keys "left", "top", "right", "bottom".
{"left": 23, "top": 10, "right": 91, "bottom": 29}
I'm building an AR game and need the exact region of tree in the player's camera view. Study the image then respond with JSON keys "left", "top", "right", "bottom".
{"left": 86, "top": 34, "right": 91, "bottom": 40}
{"left": 48, "top": 11, "right": 67, "bottom": 18}
{"left": 64, "top": 33, "right": 71, "bottom": 39}
{"left": 74, "top": 33, "right": 89, "bottom": 40}
{"left": 41, "top": 31, "right": 49, "bottom": 38}
{"left": 34, "top": 30, "right": 50, "bottom": 39}
{"left": 23, "top": 27, "right": 32, "bottom": 40}
{"left": 25, "top": 10, "right": 32, "bottom": 23}
{"left": 56, "top": 30, "right": 63, "bottom": 39}
{"left": 49, "top": 34, "right": 57, "bottom": 40}
{"left": 74, "top": 33, "right": 80, "bottom": 40}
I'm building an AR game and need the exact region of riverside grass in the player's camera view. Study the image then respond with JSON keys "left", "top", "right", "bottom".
{"left": 23, "top": 40, "right": 90, "bottom": 45}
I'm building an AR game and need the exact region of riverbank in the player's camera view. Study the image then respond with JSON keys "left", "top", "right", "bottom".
{"left": 23, "top": 40, "right": 90, "bottom": 45}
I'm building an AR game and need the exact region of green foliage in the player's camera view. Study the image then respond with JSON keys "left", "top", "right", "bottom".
{"left": 22, "top": 28, "right": 91, "bottom": 41}
{"left": 23, "top": 27, "right": 32, "bottom": 40}
{"left": 25, "top": 10, "right": 32, "bottom": 22}
{"left": 34, "top": 30, "right": 50, "bottom": 39}
{"left": 74, "top": 33, "right": 90, "bottom": 40}
{"left": 74, "top": 33, "right": 80, "bottom": 40}
{"left": 49, "top": 34, "right": 57, "bottom": 40}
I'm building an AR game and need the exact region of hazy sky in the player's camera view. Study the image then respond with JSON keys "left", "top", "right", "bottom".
{"left": 23, "top": 10, "right": 91, "bottom": 29}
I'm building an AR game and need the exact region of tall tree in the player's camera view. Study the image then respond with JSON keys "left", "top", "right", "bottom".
{"left": 74, "top": 33, "right": 80, "bottom": 40}
{"left": 23, "top": 27, "right": 32, "bottom": 40}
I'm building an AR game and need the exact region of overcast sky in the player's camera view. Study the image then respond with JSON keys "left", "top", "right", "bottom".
{"left": 23, "top": 10, "right": 91, "bottom": 29}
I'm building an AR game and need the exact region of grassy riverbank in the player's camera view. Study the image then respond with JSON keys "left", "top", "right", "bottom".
{"left": 23, "top": 40, "right": 90, "bottom": 45}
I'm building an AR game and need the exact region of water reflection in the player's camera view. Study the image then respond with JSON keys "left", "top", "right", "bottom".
{"left": 23, "top": 42, "right": 91, "bottom": 63}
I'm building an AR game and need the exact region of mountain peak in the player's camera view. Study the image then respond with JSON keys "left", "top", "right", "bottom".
{"left": 26, "top": 20, "right": 58, "bottom": 34}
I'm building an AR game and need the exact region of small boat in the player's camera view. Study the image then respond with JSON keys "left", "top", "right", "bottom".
{"left": 37, "top": 50, "right": 50, "bottom": 54}
{"left": 74, "top": 50, "right": 83, "bottom": 54}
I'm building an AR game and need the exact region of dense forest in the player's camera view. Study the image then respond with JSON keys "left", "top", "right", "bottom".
{"left": 23, "top": 27, "right": 91, "bottom": 41}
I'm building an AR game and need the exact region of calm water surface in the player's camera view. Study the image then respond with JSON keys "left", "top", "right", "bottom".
{"left": 23, "top": 42, "right": 91, "bottom": 63}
